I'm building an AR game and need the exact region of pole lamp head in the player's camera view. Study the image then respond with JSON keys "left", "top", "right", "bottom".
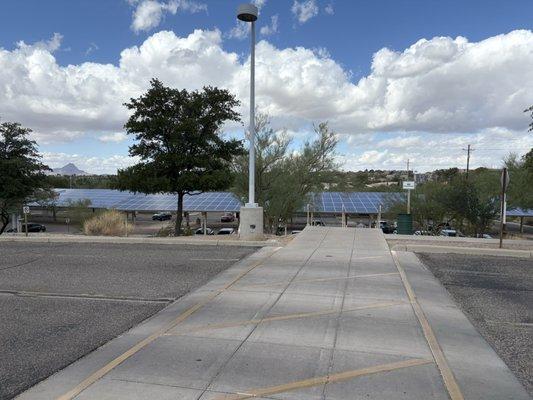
{"left": 237, "top": 3, "right": 258, "bottom": 22}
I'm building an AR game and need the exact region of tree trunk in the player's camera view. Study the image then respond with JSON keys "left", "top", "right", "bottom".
{"left": 0, "top": 210, "right": 9, "bottom": 235}
{"left": 175, "top": 192, "right": 184, "bottom": 236}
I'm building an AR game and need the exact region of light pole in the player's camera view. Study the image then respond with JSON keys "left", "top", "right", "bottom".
{"left": 237, "top": 3, "right": 263, "bottom": 239}
{"left": 237, "top": 3, "right": 258, "bottom": 207}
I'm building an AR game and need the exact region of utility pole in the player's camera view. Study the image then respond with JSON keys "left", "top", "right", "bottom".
{"left": 406, "top": 159, "right": 411, "bottom": 214}
{"left": 463, "top": 144, "right": 473, "bottom": 180}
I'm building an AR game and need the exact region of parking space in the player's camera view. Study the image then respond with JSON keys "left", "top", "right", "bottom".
{"left": 0, "top": 242, "right": 257, "bottom": 400}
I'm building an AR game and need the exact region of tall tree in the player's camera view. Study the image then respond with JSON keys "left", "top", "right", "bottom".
{"left": 232, "top": 115, "right": 338, "bottom": 233}
{"left": 115, "top": 79, "right": 243, "bottom": 235}
{"left": 505, "top": 150, "right": 533, "bottom": 210}
{"left": 0, "top": 122, "right": 51, "bottom": 234}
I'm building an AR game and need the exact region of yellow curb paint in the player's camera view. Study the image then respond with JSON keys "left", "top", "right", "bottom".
{"left": 165, "top": 300, "right": 404, "bottom": 335}
{"left": 212, "top": 358, "right": 433, "bottom": 400}
{"left": 231, "top": 272, "right": 400, "bottom": 291}
{"left": 390, "top": 250, "right": 465, "bottom": 400}
{"left": 55, "top": 247, "right": 282, "bottom": 400}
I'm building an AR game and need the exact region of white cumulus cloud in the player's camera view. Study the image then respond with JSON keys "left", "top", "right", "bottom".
{"left": 227, "top": 21, "right": 249, "bottom": 40}
{"left": 98, "top": 132, "right": 128, "bottom": 143}
{"left": 292, "top": 0, "right": 319, "bottom": 24}
{"left": 260, "top": 15, "right": 279, "bottom": 36}
{"left": 0, "top": 28, "right": 532, "bottom": 165}
{"left": 129, "top": 0, "right": 206, "bottom": 33}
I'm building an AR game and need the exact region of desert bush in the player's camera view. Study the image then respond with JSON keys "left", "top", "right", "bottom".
{"left": 83, "top": 209, "right": 133, "bottom": 236}
{"left": 156, "top": 224, "right": 173, "bottom": 237}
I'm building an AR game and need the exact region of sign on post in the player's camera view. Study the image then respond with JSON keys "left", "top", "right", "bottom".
{"left": 22, "top": 206, "right": 29, "bottom": 237}
{"left": 499, "top": 168, "right": 509, "bottom": 249}
{"left": 402, "top": 181, "right": 415, "bottom": 190}
{"left": 500, "top": 168, "right": 510, "bottom": 191}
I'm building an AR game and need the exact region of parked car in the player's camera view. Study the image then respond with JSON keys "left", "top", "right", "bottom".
{"left": 195, "top": 227, "right": 215, "bottom": 235}
{"left": 217, "top": 227, "right": 235, "bottom": 235}
{"left": 291, "top": 230, "right": 302, "bottom": 234}
{"left": 380, "top": 221, "right": 395, "bottom": 234}
{"left": 7, "top": 223, "right": 46, "bottom": 233}
{"left": 311, "top": 220, "right": 325, "bottom": 226}
{"left": 414, "top": 230, "right": 432, "bottom": 235}
{"left": 440, "top": 229, "right": 457, "bottom": 237}
{"left": 152, "top": 212, "right": 172, "bottom": 221}
{"left": 221, "top": 213, "right": 235, "bottom": 223}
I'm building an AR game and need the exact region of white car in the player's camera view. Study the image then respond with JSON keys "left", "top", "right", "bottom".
{"left": 195, "top": 227, "right": 214, "bottom": 235}
{"left": 217, "top": 228, "right": 235, "bottom": 235}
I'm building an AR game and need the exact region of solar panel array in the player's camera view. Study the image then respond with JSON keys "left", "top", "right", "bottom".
{"left": 48, "top": 189, "right": 243, "bottom": 212}
{"left": 506, "top": 208, "right": 533, "bottom": 217}
{"left": 33, "top": 189, "right": 403, "bottom": 214}
{"left": 306, "top": 192, "right": 404, "bottom": 214}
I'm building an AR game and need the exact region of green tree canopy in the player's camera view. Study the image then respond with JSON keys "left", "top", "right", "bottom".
{"left": 505, "top": 149, "right": 533, "bottom": 210}
{"left": 232, "top": 114, "right": 338, "bottom": 233}
{"left": 115, "top": 79, "right": 244, "bottom": 235}
{"left": 0, "top": 121, "right": 51, "bottom": 234}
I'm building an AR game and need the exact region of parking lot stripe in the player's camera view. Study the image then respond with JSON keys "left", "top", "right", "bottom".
{"left": 211, "top": 358, "right": 433, "bottom": 400}
{"left": 166, "top": 300, "right": 404, "bottom": 335}
{"left": 0, "top": 290, "right": 173, "bottom": 303}
{"left": 55, "top": 247, "right": 282, "bottom": 400}
{"left": 190, "top": 258, "right": 241, "bottom": 262}
{"left": 231, "top": 272, "right": 400, "bottom": 290}
{"left": 391, "top": 250, "right": 465, "bottom": 400}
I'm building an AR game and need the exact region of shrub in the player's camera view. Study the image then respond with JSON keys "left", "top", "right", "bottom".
{"left": 83, "top": 210, "right": 133, "bottom": 236}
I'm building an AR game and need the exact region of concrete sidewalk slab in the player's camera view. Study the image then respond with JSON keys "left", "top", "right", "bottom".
{"left": 16, "top": 227, "right": 531, "bottom": 400}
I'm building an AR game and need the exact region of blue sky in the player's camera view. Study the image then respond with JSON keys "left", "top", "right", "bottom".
{"left": 1, "top": 0, "right": 532, "bottom": 173}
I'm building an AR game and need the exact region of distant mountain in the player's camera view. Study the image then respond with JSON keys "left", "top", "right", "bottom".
{"left": 48, "top": 163, "right": 90, "bottom": 176}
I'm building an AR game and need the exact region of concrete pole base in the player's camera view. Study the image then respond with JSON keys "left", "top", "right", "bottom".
{"left": 239, "top": 206, "right": 264, "bottom": 241}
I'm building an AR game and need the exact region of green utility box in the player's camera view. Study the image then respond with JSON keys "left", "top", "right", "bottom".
{"left": 397, "top": 213, "right": 413, "bottom": 235}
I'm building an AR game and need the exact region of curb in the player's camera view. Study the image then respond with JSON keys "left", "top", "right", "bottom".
{"left": 0, "top": 235, "right": 279, "bottom": 248}
{"left": 390, "top": 244, "right": 533, "bottom": 258}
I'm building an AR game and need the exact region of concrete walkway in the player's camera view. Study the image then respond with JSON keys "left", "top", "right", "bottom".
{"left": 17, "top": 227, "right": 530, "bottom": 400}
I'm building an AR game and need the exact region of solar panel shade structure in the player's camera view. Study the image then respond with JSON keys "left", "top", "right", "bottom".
{"left": 307, "top": 192, "right": 403, "bottom": 214}
{"left": 506, "top": 208, "right": 533, "bottom": 217}
{"left": 116, "top": 192, "right": 242, "bottom": 212}
{"left": 36, "top": 189, "right": 402, "bottom": 214}
{"left": 47, "top": 189, "right": 243, "bottom": 212}
{"left": 52, "top": 189, "right": 133, "bottom": 209}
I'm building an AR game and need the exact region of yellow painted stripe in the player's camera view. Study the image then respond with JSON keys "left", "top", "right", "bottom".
{"left": 232, "top": 272, "right": 399, "bottom": 291}
{"left": 390, "top": 250, "right": 465, "bottom": 400}
{"left": 167, "top": 300, "right": 404, "bottom": 335}
{"left": 212, "top": 358, "right": 433, "bottom": 400}
{"left": 55, "top": 247, "right": 282, "bottom": 400}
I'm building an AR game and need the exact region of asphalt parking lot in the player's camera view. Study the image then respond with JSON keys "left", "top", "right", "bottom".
{"left": 0, "top": 242, "right": 257, "bottom": 400}
{"left": 417, "top": 253, "right": 533, "bottom": 395}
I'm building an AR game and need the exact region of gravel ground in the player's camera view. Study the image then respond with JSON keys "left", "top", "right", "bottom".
{"left": 0, "top": 242, "right": 257, "bottom": 400}
{"left": 388, "top": 238, "right": 533, "bottom": 250}
{"left": 417, "top": 253, "right": 533, "bottom": 395}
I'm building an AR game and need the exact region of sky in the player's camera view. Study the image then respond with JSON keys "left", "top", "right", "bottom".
{"left": 1, "top": 0, "right": 532, "bottom": 174}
